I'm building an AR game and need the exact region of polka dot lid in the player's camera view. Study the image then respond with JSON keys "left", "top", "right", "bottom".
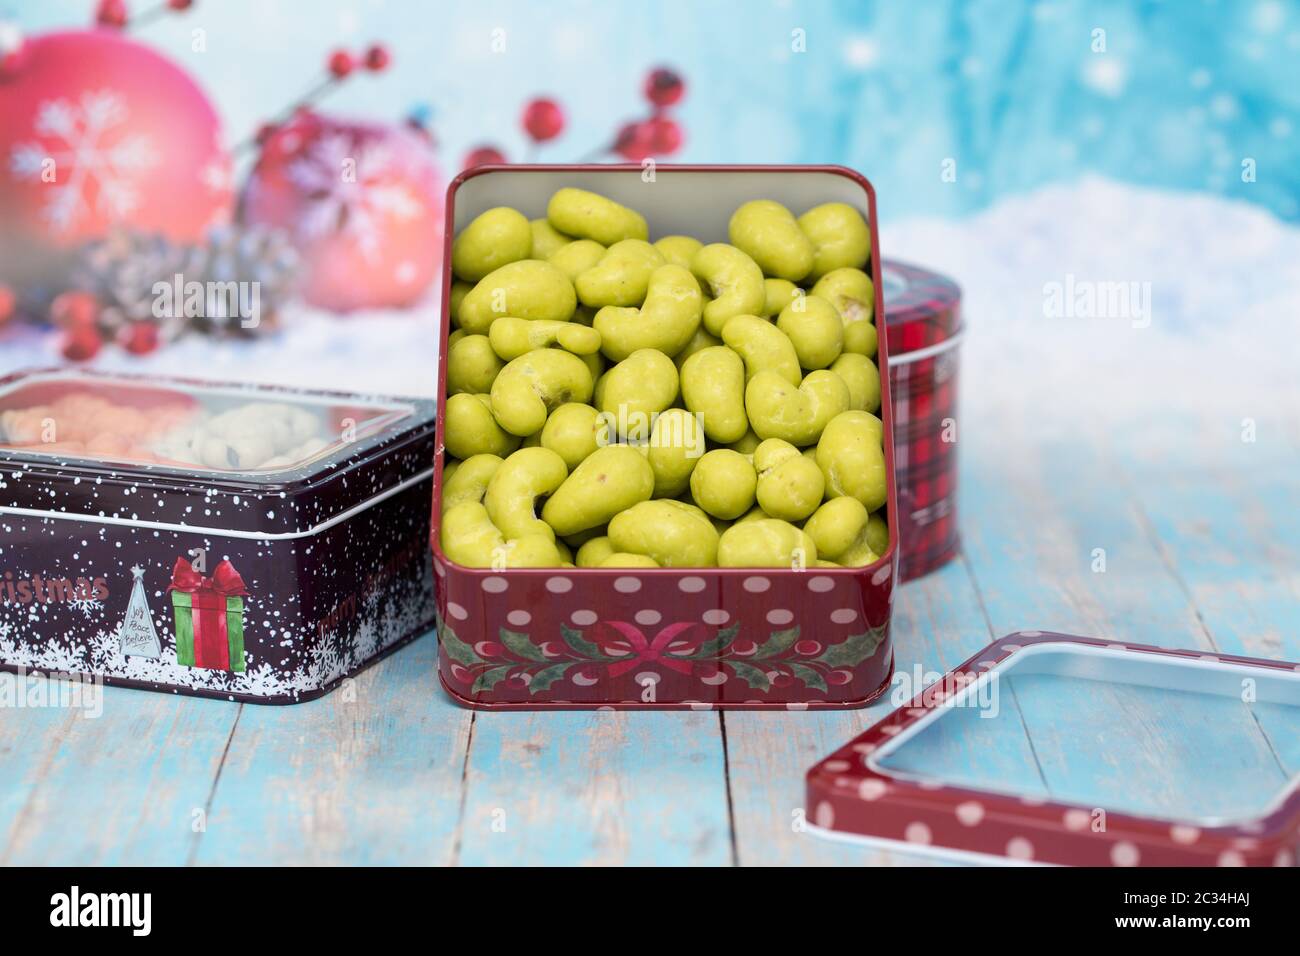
{"left": 806, "top": 631, "right": 1300, "bottom": 867}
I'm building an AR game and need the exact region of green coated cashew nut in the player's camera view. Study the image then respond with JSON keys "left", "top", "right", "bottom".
{"left": 728, "top": 199, "right": 814, "bottom": 282}
{"left": 753, "top": 438, "right": 825, "bottom": 522}
{"left": 680, "top": 346, "right": 748, "bottom": 444}
{"left": 810, "top": 267, "right": 875, "bottom": 325}
{"left": 816, "top": 410, "right": 887, "bottom": 511}
{"left": 595, "top": 349, "right": 679, "bottom": 440}
{"left": 483, "top": 446, "right": 569, "bottom": 541}
{"left": 575, "top": 535, "right": 616, "bottom": 567}
{"left": 745, "top": 369, "right": 850, "bottom": 446}
{"left": 720, "top": 314, "right": 801, "bottom": 385}
{"left": 458, "top": 259, "right": 577, "bottom": 333}
{"left": 643, "top": 407, "right": 706, "bottom": 497}
{"left": 691, "top": 244, "right": 766, "bottom": 336}
{"left": 547, "top": 187, "right": 649, "bottom": 245}
{"left": 446, "top": 333, "right": 505, "bottom": 394}
{"left": 445, "top": 393, "right": 521, "bottom": 459}
{"left": 673, "top": 326, "right": 723, "bottom": 371}
{"left": 653, "top": 235, "right": 703, "bottom": 269}
{"left": 451, "top": 206, "right": 533, "bottom": 282}
{"left": 798, "top": 202, "right": 871, "bottom": 282}
{"left": 541, "top": 444, "right": 655, "bottom": 536}
{"left": 530, "top": 217, "right": 573, "bottom": 259}
{"left": 689, "top": 448, "right": 757, "bottom": 520}
{"left": 575, "top": 239, "right": 666, "bottom": 308}
{"left": 829, "top": 352, "right": 881, "bottom": 413}
{"left": 865, "top": 511, "right": 889, "bottom": 556}
{"left": 540, "top": 402, "right": 608, "bottom": 471}
{"left": 547, "top": 238, "right": 606, "bottom": 282}
{"left": 761, "top": 278, "right": 801, "bottom": 319}
{"left": 608, "top": 499, "right": 720, "bottom": 567}
{"left": 717, "top": 518, "right": 818, "bottom": 568}
{"left": 776, "top": 294, "right": 844, "bottom": 370}
{"left": 599, "top": 552, "right": 661, "bottom": 568}
{"left": 490, "top": 348, "right": 594, "bottom": 437}
{"left": 440, "top": 501, "right": 563, "bottom": 568}
{"left": 803, "top": 497, "right": 880, "bottom": 566}
{"left": 449, "top": 280, "right": 472, "bottom": 326}
{"left": 441, "top": 453, "right": 504, "bottom": 513}
{"left": 487, "top": 317, "right": 602, "bottom": 361}
{"left": 593, "top": 264, "right": 703, "bottom": 361}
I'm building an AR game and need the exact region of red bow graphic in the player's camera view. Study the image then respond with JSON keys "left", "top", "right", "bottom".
{"left": 602, "top": 621, "right": 699, "bottom": 677}
{"left": 168, "top": 557, "right": 248, "bottom": 597}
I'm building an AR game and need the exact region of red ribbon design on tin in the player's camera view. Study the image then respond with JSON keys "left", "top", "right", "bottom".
{"left": 169, "top": 558, "right": 247, "bottom": 670}
{"left": 601, "top": 621, "right": 698, "bottom": 677}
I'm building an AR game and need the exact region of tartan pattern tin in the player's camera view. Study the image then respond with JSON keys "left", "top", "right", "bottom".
{"left": 881, "top": 261, "right": 962, "bottom": 581}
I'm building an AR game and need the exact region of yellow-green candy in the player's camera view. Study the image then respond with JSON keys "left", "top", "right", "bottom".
{"left": 483, "top": 447, "right": 569, "bottom": 541}
{"left": 452, "top": 206, "right": 533, "bottom": 282}
{"left": 547, "top": 238, "right": 606, "bottom": 282}
{"left": 542, "top": 444, "right": 655, "bottom": 536}
{"left": 745, "top": 369, "right": 849, "bottom": 446}
{"left": 803, "top": 497, "right": 879, "bottom": 567}
{"left": 593, "top": 264, "right": 702, "bottom": 361}
{"left": 811, "top": 267, "right": 875, "bottom": 325}
{"left": 441, "top": 501, "right": 562, "bottom": 568}
{"left": 717, "top": 519, "right": 817, "bottom": 568}
{"left": 816, "top": 410, "right": 887, "bottom": 511}
{"left": 653, "top": 235, "right": 703, "bottom": 269}
{"left": 576, "top": 535, "right": 616, "bottom": 567}
{"left": 487, "top": 317, "right": 601, "bottom": 361}
{"left": 440, "top": 453, "right": 503, "bottom": 512}
{"left": 547, "top": 187, "right": 648, "bottom": 245}
{"left": 680, "top": 346, "right": 748, "bottom": 444}
{"left": 776, "top": 294, "right": 844, "bottom": 370}
{"left": 446, "top": 333, "right": 505, "bottom": 394}
{"left": 830, "top": 352, "right": 881, "bottom": 413}
{"left": 728, "top": 199, "right": 814, "bottom": 282}
{"left": 596, "top": 349, "right": 679, "bottom": 440}
{"left": 540, "top": 402, "right": 608, "bottom": 471}
{"left": 753, "top": 438, "right": 825, "bottom": 522}
{"left": 643, "top": 407, "right": 705, "bottom": 497}
{"left": 720, "top": 314, "right": 801, "bottom": 385}
{"left": 761, "top": 278, "right": 801, "bottom": 318}
{"left": 599, "top": 553, "right": 661, "bottom": 568}
{"left": 490, "top": 348, "right": 594, "bottom": 437}
{"left": 458, "top": 259, "right": 577, "bottom": 333}
{"left": 445, "top": 393, "right": 520, "bottom": 459}
{"left": 691, "top": 243, "right": 766, "bottom": 336}
{"left": 530, "top": 217, "right": 573, "bottom": 259}
{"left": 797, "top": 202, "right": 871, "bottom": 282}
{"left": 608, "top": 499, "right": 720, "bottom": 567}
{"left": 575, "top": 239, "right": 665, "bottom": 308}
{"left": 689, "top": 449, "right": 757, "bottom": 520}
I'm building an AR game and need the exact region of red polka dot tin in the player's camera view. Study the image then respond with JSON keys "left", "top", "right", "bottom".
{"left": 880, "top": 260, "right": 962, "bottom": 582}
{"left": 431, "top": 165, "right": 900, "bottom": 710}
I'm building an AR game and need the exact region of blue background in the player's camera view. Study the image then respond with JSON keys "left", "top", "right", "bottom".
{"left": 13, "top": 0, "right": 1300, "bottom": 223}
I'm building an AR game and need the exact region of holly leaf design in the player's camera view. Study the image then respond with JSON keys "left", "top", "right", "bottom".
{"left": 727, "top": 660, "right": 772, "bottom": 691}
{"left": 527, "top": 664, "right": 572, "bottom": 694}
{"left": 813, "top": 624, "right": 888, "bottom": 668}
{"left": 789, "top": 662, "right": 828, "bottom": 693}
{"left": 689, "top": 624, "right": 740, "bottom": 660}
{"left": 439, "top": 625, "right": 484, "bottom": 667}
{"left": 755, "top": 626, "right": 799, "bottom": 659}
{"left": 561, "top": 624, "right": 611, "bottom": 661}
{"left": 499, "top": 628, "right": 551, "bottom": 662}
{"left": 470, "top": 665, "right": 514, "bottom": 694}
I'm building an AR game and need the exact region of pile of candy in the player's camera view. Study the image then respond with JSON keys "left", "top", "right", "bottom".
{"left": 441, "top": 187, "right": 888, "bottom": 569}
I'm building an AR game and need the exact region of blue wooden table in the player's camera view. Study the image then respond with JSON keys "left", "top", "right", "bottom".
{"left": 3, "top": 333, "right": 1297, "bottom": 864}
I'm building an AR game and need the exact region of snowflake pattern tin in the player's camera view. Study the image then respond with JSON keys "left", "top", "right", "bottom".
{"left": 807, "top": 632, "right": 1300, "bottom": 867}
{"left": 431, "top": 165, "right": 900, "bottom": 710}
{"left": 880, "top": 260, "right": 962, "bottom": 582}
{"left": 0, "top": 368, "right": 437, "bottom": 703}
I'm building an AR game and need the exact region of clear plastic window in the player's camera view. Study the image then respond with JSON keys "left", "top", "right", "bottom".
{"left": 0, "top": 372, "right": 413, "bottom": 474}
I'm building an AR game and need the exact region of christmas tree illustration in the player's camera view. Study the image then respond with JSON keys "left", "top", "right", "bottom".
{"left": 118, "top": 565, "right": 162, "bottom": 658}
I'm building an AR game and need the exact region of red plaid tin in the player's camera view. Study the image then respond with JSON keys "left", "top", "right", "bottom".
{"left": 880, "top": 261, "right": 962, "bottom": 581}
{"left": 432, "top": 165, "right": 900, "bottom": 710}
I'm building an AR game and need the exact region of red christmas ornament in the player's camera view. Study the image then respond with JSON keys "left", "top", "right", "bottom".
{"left": 243, "top": 112, "right": 444, "bottom": 313}
{"left": 644, "top": 67, "right": 685, "bottom": 108}
{"left": 613, "top": 120, "right": 654, "bottom": 161}
{"left": 0, "top": 283, "right": 15, "bottom": 325}
{"left": 521, "top": 98, "right": 565, "bottom": 143}
{"left": 61, "top": 325, "right": 103, "bottom": 362}
{"left": 462, "top": 145, "right": 507, "bottom": 168}
{"left": 0, "top": 30, "right": 233, "bottom": 286}
{"left": 120, "top": 321, "right": 159, "bottom": 355}
{"left": 50, "top": 290, "right": 101, "bottom": 329}
{"left": 327, "top": 49, "right": 355, "bottom": 78}
{"left": 167, "top": 0, "right": 195, "bottom": 10}
{"left": 96, "top": 0, "right": 129, "bottom": 29}
{"left": 0, "top": 21, "right": 27, "bottom": 77}
{"left": 363, "top": 44, "right": 391, "bottom": 72}
{"left": 644, "top": 115, "right": 683, "bottom": 155}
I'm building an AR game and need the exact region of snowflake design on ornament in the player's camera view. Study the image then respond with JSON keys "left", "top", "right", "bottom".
{"left": 287, "top": 131, "right": 421, "bottom": 260}
{"left": 8, "top": 89, "right": 159, "bottom": 232}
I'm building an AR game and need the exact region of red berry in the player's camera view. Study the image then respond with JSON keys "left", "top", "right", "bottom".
{"left": 521, "top": 98, "right": 565, "bottom": 143}
{"left": 61, "top": 327, "right": 103, "bottom": 362}
{"left": 613, "top": 121, "right": 653, "bottom": 161}
{"left": 120, "top": 322, "right": 160, "bottom": 356}
{"left": 363, "top": 44, "right": 391, "bottom": 71}
{"left": 0, "top": 284, "right": 15, "bottom": 325}
{"left": 50, "top": 291, "right": 100, "bottom": 329}
{"left": 644, "top": 115, "right": 683, "bottom": 155}
{"left": 462, "top": 145, "right": 507, "bottom": 169}
{"left": 96, "top": 0, "right": 128, "bottom": 28}
{"left": 644, "top": 67, "right": 685, "bottom": 108}
{"left": 167, "top": 0, "right": 194, "bottom": 9}
{"left": 327, "top": 49, "right": 355, "bottom": 79}
{"left": 794, "top": 639, "right": 822, "bottom": 656}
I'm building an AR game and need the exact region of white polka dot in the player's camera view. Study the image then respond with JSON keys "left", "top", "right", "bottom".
{"left": 830, "top": 608, "right": 858, "bottom": 625}
{"left": 871, "top": 564, "right": 891, "bottom": 585}
{"left": 506, "top": 610, "right": 531, "bottom": 627}
{"left": 1006, "top": 837, "right": 1034, "bottom": 860}
{"left": 904, "top": 822, "right": 932, "bottom": 844}
{"left": 635, "top": 609, "right": 662, "bottom": 626}
{"left": 857, "top": 779, "right": 887, "bottom": 800}
{"left": 702, "top": 609, "right": 730, "bottom": 625}
{"left": 1170, "top": 825, "right": 1201, "bottom": 845}
{"left": 1002, "top": 643, "right": 1022, "bottom": 653}
{"left": 482, "top": 576, "right": 508, "bottom": 593}
{"left": 546, "top": 576, "right": 572, "bottom": 593}
{"left": 1063, "top": 809, "right": 1092, "bottom": 831}
{"left": 743, "top": 576, "right": 770, "bottom": 593}
{"left": 852, "top": 742, "right": 876, "bottom": 755}
{"left": 614, "top": 576, "right": 642, "bottom": 593}
{"left": 678, "top": 576, "right": 706, "bottom": 593}
{"left": 447, "top": 602, "right": 468, "bottom": 620}
{"left": 785, "top": 702, "right": 808, "bottom": 711}
{"left": 1020, "top": 630, "right": 1043, "bottom": 637}
{"left": 571, "top": 609, "right": 597, "bottom": 626}
{"left": 767, "top": 608, "right": 794, "bottom": 625}
{"left": 815, "top": 801, "right": 835, "bottom": 828}
{"left": 1217, "top": 850, "right": 1246, "bottom": 867}
{"left": 955, "top": 801, "right": 984, "bottom": 826}
{"left": 808, "top": 575, "right": 835, "bottom": 593}
{"left": 1274, "top": 849, "right": 1295, "bottom": 867}
{"left": 823, "top": 759, "right": 850, "bottom": 773}
{"left": 1111, "top": 842, "right": 1140, "bottom": 867}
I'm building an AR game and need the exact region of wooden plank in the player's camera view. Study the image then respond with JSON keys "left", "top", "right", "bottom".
{"left": 456, "top": 709, "right": 731, "bottom": 866}
{"left": 193, "top": 632, "right": 472, "bottom": 865}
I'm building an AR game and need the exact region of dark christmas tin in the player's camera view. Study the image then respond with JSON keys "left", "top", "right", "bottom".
{"left": 431, "top": 165, "right": 900, "bottom": 710}
{"left": 0, "top": 368, "right": 437, "bottom": 703}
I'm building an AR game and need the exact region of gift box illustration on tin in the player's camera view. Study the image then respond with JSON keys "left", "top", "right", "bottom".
{"left": 168, "top": 557, "right": 249, "bottom": 673}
